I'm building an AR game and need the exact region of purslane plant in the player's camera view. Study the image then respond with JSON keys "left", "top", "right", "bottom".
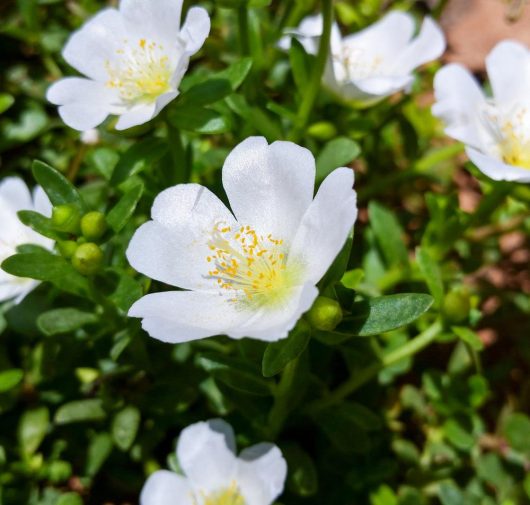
{"left": 47, "top": 0, "right": 210, "bottom": 131}
{"left": 0, "top": 178, "right": 52, "bottom": 303}
{"left": 280, "top": 11, "right": 445, "bottom": 106}
{"left": 433, "top": 40, "right": 530, "bottom": 183}
{"left": 140, "top": 419, "right": 287, "bottom": 505}
{"left": 127, "top": 136, "right": 357, "bottom": 342}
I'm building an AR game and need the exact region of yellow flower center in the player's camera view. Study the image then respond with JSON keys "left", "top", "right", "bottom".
{"left": 499, "top": 121, "right": 530, "bottom": 169}
{"left": 105, "top": 38, "right": 173, "bottom": 104}
{"left": 201, "top": 485, "right": 246, "bottom": 505}
{"left": 206, "top": 223, "right": 299, "bottom": 308}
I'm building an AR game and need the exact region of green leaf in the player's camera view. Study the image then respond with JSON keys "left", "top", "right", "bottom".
{"left": 262, "top": 320, "right": 311, "bottom": 377}
{"left": 416, "top": 246, "right": 444, "bottom": 306}
{"left": 111, "top": 138, "right": 168, "bottom": 186}
{"left": 341, "top": 269, "right": 364, "bottom": 290}
{"left": 2, "top": 252, "right": 90, "bottom": 298}
{"left": 32, "top": 160, "right": 84, "bottom": 209}
{"left": 316, "top": 137, "right": 360, "bottom": 183}
{"left": 17, "top": 210, "right": 63, "bottom": 241}
{"left": 443, "top": 419, "right": 474, "bottom": 450}
{"left": 197, "top": 353, "right": 272, "bottom": 396}
{"left": 0, "top": 93, "right": 15, "bottom": 114}
{"left": 368, "top": 201, "right": 409, "bottom": 268}
{"left": 215, "top": 57, "right": 253, "bottom": 90}
{"left": 55, "top": 399, "right": 106, "bottom": 424}
{"left": 0, "top": 368, "right": 24, "bottom": 392}
{"left": 452, "top": 326, "right": 484, "bottom": 351}
{"left": 168, "top": 107, "right": 231, "bottom": 134}
{"left": 346, "top": 294, "right": 434, "bottom": 336}
{"left": 56, "top": 493, "right": 83, "bottom": 505}
{"left": 290, "top": 39, "right": 310, "bottom": 93}
{"left": 18, "top": 406, "right": 49, "bottom": 456}
{"left": 112, "top": 405, "right": 141, "bottom": 451}
{"left": 86, "top": 147, "right": 120, "bottom": 181}
{"left": 284, "top": 444, "right": 318, "bottom": 497}
{"left": 438, "top": 483, "right": 465, "bottom": 505}
{"left": 502, "top": 413, "right": 530, "bottom": 454}
{"left": 107, "top": 183, "right": 144, "bottom": 233}
{"left": 85, "top": 432, "right": 113, "bottom": 477}
{"left": 178, "top": 79, "right": 232, "bottom": 107}
{"left": 37, "top": 308, "right": 98, "bottom": 336}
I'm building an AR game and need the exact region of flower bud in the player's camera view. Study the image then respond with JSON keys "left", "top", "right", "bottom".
{"left": 81, "top": 211, "right": 107, "bottom": 241}
{"left": 72, "top": 242, "right": 103, "bottom": 276}
{"left": 307, "top": 121, "right": 338, "bottom": 141}
{"left": 57, "top": 240, "right": 78, "bottom": 259}
{"left": 306, "top": 296, "right": 343, "bottom": 331}
{"left": 443, "top": 288, "right": 471, "bottom": 323}
{"left": 51, "top": 204, "right": 81, "bottom": 234}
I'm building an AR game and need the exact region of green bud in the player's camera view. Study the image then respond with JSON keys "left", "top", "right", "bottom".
{"left": 306, "top": 296, "right": 343, "bottom": 331}
{"left": 80, "top": 211, "right": 107, "bottom": 241}
{"left": 443, "top": 288, "right": 471, "bottom": 323}
{"left": 51, "top": 204, "right": 81, "bottom": 234}
{"left": 72, "top": 243, "right": 103, "bottom": 276}
{"left": 57, "top": 240, "right": 78, "bottom": 259}
{"left": 47, "top": 460, "right": 72, "bottom": 483}
{"left": 307, "top": 121, "right": 338, "bottom": 141}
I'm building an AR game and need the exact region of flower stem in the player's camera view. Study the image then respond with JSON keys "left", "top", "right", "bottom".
{"left": 289, "top": 0, "right": 333, "bottom": 142}
{"left": 237, "top": 7, "right": 250, "bottom": 56}
{"left": 307, "top": 320, "right": 443, "bottom": 413}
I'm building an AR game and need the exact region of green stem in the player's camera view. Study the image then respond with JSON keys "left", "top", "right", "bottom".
{"left": 307, "top": 320, "right": 443, "bottom": 412}
{"left": 166, "top": 122, "right": 188, "bottom": 184}
{"left": 465, "top": 181, "right": 512, "bottom": 229}
{"left": 289, "top": 0, "right": 333, "bottom": 142}
{"left": 267, "top": 356, "right": 300, "bottom": 438}
{"left": 237, "top": 7, "right": 250, "bottom": 56}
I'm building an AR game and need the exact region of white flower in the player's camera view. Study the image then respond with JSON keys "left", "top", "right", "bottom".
{"left": 126, "top": 136, "right": 357, "bottom": 343}
{"left": 280, "top": 11, "right": 445, "bottom": 106}
{"left": 433, "top": 40, "right": 530, "bottom": 183}
{"left": 0, "top": 177, "right": 53, "bottom": 304}
{"left": 47, "top": 0, "right": 210, "bottom": 131}
{"left": 80, "top": 128, "right": 100, "bottom": 145}
{"left": 141, "top": 419, "right": 287, "bottom": 505}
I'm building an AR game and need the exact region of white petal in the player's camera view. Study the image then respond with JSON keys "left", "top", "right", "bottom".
{"left": 354, "top": 75, "right": 412, "bottom": 96}
{"left": 486, "top": 40, "right": 530, "bottom": 106}
{"left": 466, "top": 147, "right": 530, "bottom": 183}
{"left": 62, "top": 8, "right": 126, "bottom": 81}
{"left": 128, "top": 291, "right": 250, "bottom": 343}
{"left": 237, "top": 444, "right": 287, "bottom": 505}
{"left": 0, "top": 177, "right": 32, "bottom": 212}
{"left": 180, "top": 7, "right": 210, "bottom": 54}
{"left": 155, "top": 91, "right": 180, "bottom": 115}
{"left": 127, "top": 184, "right": 236, "bottom": 290}
{"left": 32, "top": 186, "right": 52, "bottom": 218}
{"left": 222, "top": 137, "right": 316, "bottom": 240}
{"left": 432, "top": 64, "right": 485, "bottom": 148}
{"left": 394, "top": 17, "right": 446, "bottom": 73}
{"left": 140, "top": 470, "right": 193, "bottom": 505}
{"left": 120, "top": 0, "right": 184, "bottom": 46}
{"left": 279, "top": 14, "right": 325, "bottom": 55}
{"left": 177, "top": 419, "right": 238, "bottom": 493}
{"left": 288, "top": 168, "right": 357, "bottom": 284}
{"left": 115, "top": 103, "right": 157, "bottom": 130}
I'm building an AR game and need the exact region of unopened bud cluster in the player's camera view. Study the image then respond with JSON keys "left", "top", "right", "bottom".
{"left": 52, "top": 205, "right": 107, "bottom": 276}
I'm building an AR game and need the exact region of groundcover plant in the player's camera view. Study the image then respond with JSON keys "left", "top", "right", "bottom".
{"left": 1, "top": 1, "right": 530, "bottom": 504}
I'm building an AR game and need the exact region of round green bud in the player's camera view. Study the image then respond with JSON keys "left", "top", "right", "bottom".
{"left": 72, "top": 242, "right": 103, "bottom": 276}
{"left": 47, "top": 460, "right": 72, "bottom": 483}
{"left": 443, "top": 288, "right": 471, "bottom": 323}
{"left": 307, "top": 121, "right": 338, "bottom": 141}
{"left": 306, "top": 296, "right": 343, "bottom": 331}
{"left": 81, "top": 211, "right": 107, "bottom": 241}
{"left": 51, "top": 204, "right": 81, "bottom": 235}
{"left": 57, "top": 240, "right": 78, "bottom": 259}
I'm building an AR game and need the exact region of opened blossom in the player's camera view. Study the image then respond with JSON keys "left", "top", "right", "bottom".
{"left": 47, "top": 0, "right": 210, "bottom": 131}
{"left": 279, "top": 11, "right": 445, "bottom": 105}
{"left": 127, "top": 136, "right": 357, "bottom": 342}
{"left": 141, "top": 419, "right": 287, "bottom": 505}
{"left": 433, "top": 40, "right": 530, "bottom": 183}
{"left": 0, "top": 178, "right": 53, "bottom": 304}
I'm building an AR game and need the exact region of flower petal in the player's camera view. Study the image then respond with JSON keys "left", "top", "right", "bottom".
{"left": 354, "top": 75, "right": 412, "bottom": 97}
{"left": 127, "top": 184, "right": 236, "bottom": 290}
{"left": 120, "top": 0, "right": 184, "bottom": 46}
{"left": 486, "top": 40, "right": 530, "bottom": 106}
{"left": 237, "top": 444, "right": 287, "bottom": 505}
{"left": 62, "top": 8, "right": 126, "bottom": 81}
{"left": 128, "top": 291, "right": 250, "bottom": 343}
{"left": 140, "top": 470, "right": 193, "bottom": 505}
{"left": 32, "top": 186, "right": 52, "bottom": 218}
{"left": 115, "top": 103, "right": 157, "bottom": 130}
{"left": 0, "top": 177, "right": 32, "bottom": 212}
{"left": 177, "top": 419, "right": 238, "bottom": 493}
{"left": 466, "top": 147, "right": 530, "bottom": 183}
{"left": 222, "top": 137, "right": 316, "bottom": 241}
{"left": 432, "top": 64, "right": 485, "bottom": 148}
{"left": 394, "top": 17, "right": 446, "bottom": 73}
{"left": 180, "top": 6, "right": 211, "bottom": 54}
{"left": 288, "top": 168, "right": 357, "bottom": 284}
